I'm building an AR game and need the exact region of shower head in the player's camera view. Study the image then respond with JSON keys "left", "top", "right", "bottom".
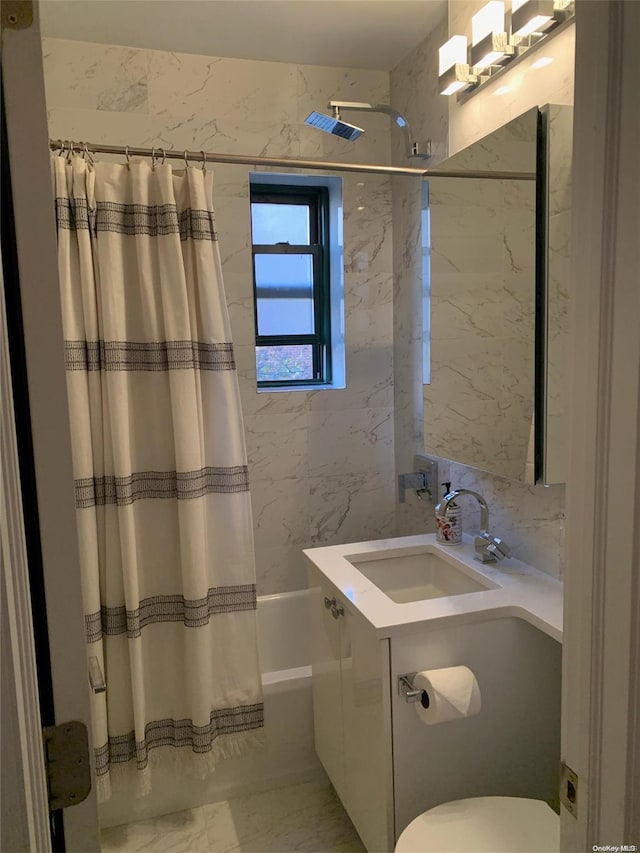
{"left": 304, "top": 109, "right": 365, "bottom": 142}
{"left": 305, "top": 100, "right": 431, "bottom": 160}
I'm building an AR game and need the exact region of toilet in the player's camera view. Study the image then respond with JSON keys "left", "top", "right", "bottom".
{"left": 395, "top": 796, "right": 559, "bottom": 853}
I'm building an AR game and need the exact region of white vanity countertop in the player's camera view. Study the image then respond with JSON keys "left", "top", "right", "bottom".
{"left": 303, "top": 533, "right": 563, "bottom": 643}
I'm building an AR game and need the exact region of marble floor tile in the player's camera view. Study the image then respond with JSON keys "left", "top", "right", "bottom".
{"left": 100, "top": 780, "right": 365, "bottom": 853}
{"left": 202, "top": 781, "right": 366, "bottom": 853}
{"left": 100, "top": 806, "right": 209, "bottom": 852}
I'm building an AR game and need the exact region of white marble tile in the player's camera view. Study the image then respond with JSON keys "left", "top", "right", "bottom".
{"left": 241, "top": 385, "right": 311, "bottom": 418}
{"left": 147, "top": 51, "right": 299, "bottom": 124}
{"left": 202, "top": 780, "right": 365, "bottom": 852}
{"left": 308, "top": 347, "right": 394, "bottom": 413}
{"left": 226, "top": 296, "right": 255, "bottom": 345}
{"left": 250, "top": 478, "right": 309, "bottom": 549}
{"left": 308, "top": 408, "right": 394, "bottom": 477}
{"left": 245, "top": 412, "right": 309, "bottom": 483}
{"left": 100, "top": 807, "right": 209, "bottom": 853}
{"left": 296, "top": 64, "right": 389, "bottom": 128}
{"left": 255, "top": 544, "right": 309, "bottom": 596}
{"left": 308, "top": 472, "right": 396, "bottom": 546}
{"left": 343, "top": 178, "right": 393, "bottom": 275}
{"left": 42, "top": 39, "right": 149, "bottom": 113}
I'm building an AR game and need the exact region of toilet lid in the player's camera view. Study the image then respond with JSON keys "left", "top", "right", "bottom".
{"left": 395, "top": 797, "right": 559, "bottom": 853}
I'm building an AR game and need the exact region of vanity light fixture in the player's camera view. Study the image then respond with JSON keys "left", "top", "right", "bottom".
{"left": 438, "top": 35, "right": 477, "bottom": 96}
{"left": 511, "top": 0, "right": 573, "bottom": 38}
{"left": 438, "top": 0, "right": 573, "bottom": 99}
{"left": 470, "top": 1, "right": 514, "bottom": 73}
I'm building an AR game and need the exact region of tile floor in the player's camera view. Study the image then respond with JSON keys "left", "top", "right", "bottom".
{"left": 100, "top": 780, "right": 367, "bottom": 852}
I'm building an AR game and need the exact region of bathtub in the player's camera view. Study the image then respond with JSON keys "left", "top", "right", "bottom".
{"left": 100, "top": 590, "right": 323, "bottom": 828}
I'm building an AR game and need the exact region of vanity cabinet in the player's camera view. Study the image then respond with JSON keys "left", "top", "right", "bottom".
{"left": 308, "top": 566, "right": 394, "bottom": 852}
{"left": 309, "top": 584, "right": 562, "bottom": 852}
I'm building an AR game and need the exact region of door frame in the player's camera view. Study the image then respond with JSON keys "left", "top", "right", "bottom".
{"left": 561, "top": 0, "right": 640, "bottom": 848}
{"left": 2, "top": 0, "right": 639, "bottom": 850}
{"left": 1, "top": 3, "right": 100, "bottom": 850}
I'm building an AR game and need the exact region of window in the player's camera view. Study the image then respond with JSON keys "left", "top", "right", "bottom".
{"left": 250, "top": 184, "right": 331, "bottom": 387}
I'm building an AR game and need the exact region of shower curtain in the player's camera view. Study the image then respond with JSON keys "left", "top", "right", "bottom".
{"left": 52, "top": 154, "right": 264, "bottom": 801}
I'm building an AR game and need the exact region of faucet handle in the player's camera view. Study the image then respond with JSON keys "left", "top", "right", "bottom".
{"left": 486, "top": 536, "right": 510, "bottom": 560}
{"left": 474, "top": 531, "right": 510, "bottom": 562}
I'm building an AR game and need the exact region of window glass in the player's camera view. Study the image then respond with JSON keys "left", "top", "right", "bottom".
{"left": 254, "top": 254, "right": 315, "bottom": 336}
{"left": 251, "top": 202, "right": 310, "bottom": 245}
{"left": 256, "top": 345, "right": 314, "bottom": 382}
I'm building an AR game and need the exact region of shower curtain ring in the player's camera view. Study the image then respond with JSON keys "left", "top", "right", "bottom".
{"left": 151, "top": 147, "right": 158, "bottom": 170}
{"left": 82, "top": 142, "right": 95, "bottom": 166}
{"left": 184, "top": 150, "right": 190, "bottom": 169}
{"left": 160, "top": 148, "right": 166, "bottom": 165}
{"left": 55, "top": 139, "right": 65, "bottom": 156}
{"left": 65, "top": 140, "right": 76, "bottom": 163}
{"left": 200, "top": 151, "right": 207, "bottom": 171}
{"left": 125, "top": 146, "right": 132, "bottom": 169}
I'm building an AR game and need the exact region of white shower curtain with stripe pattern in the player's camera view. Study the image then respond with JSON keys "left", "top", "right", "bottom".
{"left": 52, "top": 154, "right": 264, "bottom": 801}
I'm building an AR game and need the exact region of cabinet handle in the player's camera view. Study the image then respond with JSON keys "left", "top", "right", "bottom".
{"left": 331, "top": 604, "right": 344, "bottom": 619}
{"left": 324, "top": 596, "right": 336, "bottom": 610}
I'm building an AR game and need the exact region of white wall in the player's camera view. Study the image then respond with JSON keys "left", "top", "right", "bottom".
{"left": 42, "top": 38, "right": 397, "bottom": 597}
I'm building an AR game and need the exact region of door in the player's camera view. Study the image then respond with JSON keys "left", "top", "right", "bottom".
{"left": 1, "top": 2, "right": 100, "bottom": 850}
{"left": 562, "top": 0, "right": 640, "bottom": 849}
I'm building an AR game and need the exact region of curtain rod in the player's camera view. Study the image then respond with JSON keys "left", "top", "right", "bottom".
{"left": 49, "top": 140, "right": 536, "bottom": 182}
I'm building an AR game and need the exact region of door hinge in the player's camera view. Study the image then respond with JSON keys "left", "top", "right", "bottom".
{"left": 42, "top": 721, "right": 92, "bottom": 811}
{"left": 560, "top": 760, "right": 578, "bottom": 818}
{"left": 1, "top": 1, "right": 33, "bottom": 30}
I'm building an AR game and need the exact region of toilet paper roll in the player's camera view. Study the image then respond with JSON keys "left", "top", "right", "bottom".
{"left": 413, "top": 666, "right": 481, "bottom": 725}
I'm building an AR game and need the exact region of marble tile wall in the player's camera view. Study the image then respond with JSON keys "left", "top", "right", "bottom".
{"left": 425, "top": 114, "right": 537, "bottom": 484}
{"left": 387, "top": 5, "right": 573, "bottom": 579}
{"left": 544, "top": 104, "right": 573, "bottom": 485}
{"left": 390, "top": 14, "right": 450, "bottom": 537}
{"left": 42, "top": 38, "right": 396, "bottom": 595}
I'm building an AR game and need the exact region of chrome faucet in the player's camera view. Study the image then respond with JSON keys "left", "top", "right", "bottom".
{"left": 435, "top": 489, "right": 510, "bottom": 563}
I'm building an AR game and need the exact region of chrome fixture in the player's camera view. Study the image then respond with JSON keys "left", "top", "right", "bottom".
{"left": 398, "top": 673, "right": 424, "bottom": 704}
{"left": 435, "top": 488, "right": 511, "bottom": 563}
{"left": 50, "top": 139, "right": 535, "bottom": 180}
{"left": 305, "top": 100, "right": 431, "bottom": 160}
{"left": 439, "top": 0, "right": 574, "bottom": 98}
{"left": 512, "top": 0, "right": 574, "bottom": 38}
{"left": 304, "top": 109, "right": 364, "bottom": 142}
{"left": 470, "top": 1, "right": 514, "bottom": 72}
{"left": 439, "top": 35, "right": 477, "bottom": 96}
{"left": 398, "top": 455, "right": 439, "bottom": 503}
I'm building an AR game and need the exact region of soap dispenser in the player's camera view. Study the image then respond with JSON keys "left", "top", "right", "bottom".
{"left": 435, "top": 482, "right": 462, "bottom": 545}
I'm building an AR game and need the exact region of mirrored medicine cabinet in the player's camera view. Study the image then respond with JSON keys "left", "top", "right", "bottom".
{"left": 423, "top": 104, "right": 572, "bottom": 485}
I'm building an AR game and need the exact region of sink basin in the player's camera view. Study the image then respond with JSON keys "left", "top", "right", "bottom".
{"left": 345, "top": 546, "right": 499, "bottom": 604}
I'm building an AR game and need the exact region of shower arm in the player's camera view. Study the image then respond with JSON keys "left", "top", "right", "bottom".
{"left": 329, "top": 100, "right": 431, "bottom": 160}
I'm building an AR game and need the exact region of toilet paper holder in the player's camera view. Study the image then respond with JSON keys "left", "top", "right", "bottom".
{"left": 398, "top": 672, "right": 425, "bottom": 704}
